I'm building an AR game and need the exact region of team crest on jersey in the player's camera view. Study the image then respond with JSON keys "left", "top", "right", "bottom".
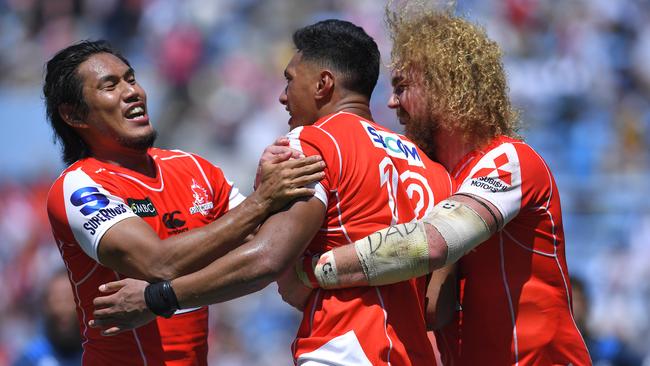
{"left": 189, "top": 179, "right": 213, "bottom": 216}
{"left": 469, "top": 153, "right": 512, "bottom": 192}
{"left": 361, "top": 121, "right": 424, "bottom": 167}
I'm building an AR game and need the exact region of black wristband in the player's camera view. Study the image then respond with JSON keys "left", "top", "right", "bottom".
{"left": 144, "top": 281, "right": 180, "bottom": 318}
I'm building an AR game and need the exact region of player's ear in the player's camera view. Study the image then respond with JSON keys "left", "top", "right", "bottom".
{"left": 59, "top": 104, "right": 87, "bottom": 128}
{"left": 315, "top": 70, "right": 334, "bottom": 100}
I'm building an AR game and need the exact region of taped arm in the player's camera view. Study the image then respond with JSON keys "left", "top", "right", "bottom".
{"left": 299, "top": 193, "right": 503, "bottom": 289}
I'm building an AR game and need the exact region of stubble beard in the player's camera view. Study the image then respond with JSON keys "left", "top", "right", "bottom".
{"left": 117, "top": 129, "right": 158, "bottom": 151}
{"left": 404, "top": 115, "right": 438, "bottom": 162}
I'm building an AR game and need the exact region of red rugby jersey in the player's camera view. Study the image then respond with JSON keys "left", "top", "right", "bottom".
{"left": 46, "top": 148, "right": 244, "bottom": 366}
{"left": 288, "top": 112, "right": 453, "bottom": 366}
{"left": 441, "top": 136, "right": 591, "bottom": 365}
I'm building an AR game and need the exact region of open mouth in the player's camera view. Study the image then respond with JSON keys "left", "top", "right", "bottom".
{"left": 125, "top": 105, "right": 147, "bottom": 121}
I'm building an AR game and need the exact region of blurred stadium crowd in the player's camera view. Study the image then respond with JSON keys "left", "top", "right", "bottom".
{"left": 0, "top": 0, "right": 649, "bottom": 365}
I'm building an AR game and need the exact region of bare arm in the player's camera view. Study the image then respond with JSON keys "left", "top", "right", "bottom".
{"left": 90, "top": 196, "right": 326, "bottom": 334}
{"left": 425, "top": 264, "right": 456, "bottom": 330}
{"left": 98, "top": 156, "right": 325, "bottom": 282}
{"left": 299, "top": 193, "right": 502, "bottom": 289}
{"left": 172, "top": 197, "right": 325, "bottom": 307}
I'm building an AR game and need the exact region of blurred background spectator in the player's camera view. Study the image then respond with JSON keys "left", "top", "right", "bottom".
{"left": 0, "top": 0, "right": 648, "bottom": 365}
{"left": 11, "top": 269, "right": 82, "bottom": 366}
{"left": 572, "top": 275, "right": 644, "bottom": 366}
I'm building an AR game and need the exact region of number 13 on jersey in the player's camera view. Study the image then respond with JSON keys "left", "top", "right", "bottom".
{"left": 379, "top": 156, "right": 434, "bottom": 223}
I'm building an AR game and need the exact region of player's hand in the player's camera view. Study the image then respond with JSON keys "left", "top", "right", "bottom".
{"left": 254, "top": 137, "right": 304, "bottom": 189}
{"left": 276, "top": 267, "right": 312, "bottom": 311}
{"left": 89, "top": 278, "right": 156, "bottom": 336}
{"left": 254, "top": 155, "right": 325, "bottom": 213}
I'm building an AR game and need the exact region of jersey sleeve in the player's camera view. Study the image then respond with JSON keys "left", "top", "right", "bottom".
{"left": 226, "top": 180, "right": 246, "bottom": 210}
{"left": 286, "top": 126, "right": 338, "bottom": 208}
{"left": 50, "top": 168, "right": 138, "bottom": 262}
{"left": 456, "top": 142, "right": 522, "bottom": 224}
{"left": 191, "top": 153, "right": 246, "bottom": 214}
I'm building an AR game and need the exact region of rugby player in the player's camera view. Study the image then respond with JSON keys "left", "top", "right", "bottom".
{"left": 44, "top": 40, "right": 323, "bottom": 365}
{"left": 90, "top": 19, "right": 453, "bottom": 365}
{"left": 285, "top": 8, "right": 592, "bottom": 365}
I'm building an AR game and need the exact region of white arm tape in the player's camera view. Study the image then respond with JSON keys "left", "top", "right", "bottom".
{"left": 424, "top": 199, "right": 492, "bottom": 265}
{"left": 353, "top": 222, "right": 430, "bottom": 286}
{"left": 313, "top": 251, "right": 339, "bottom": 289}
{"left": 312, "top": 200, "right": 492, "bottom": 288}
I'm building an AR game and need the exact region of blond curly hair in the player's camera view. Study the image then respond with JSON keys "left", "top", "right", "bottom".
{"left": 387, "top": 6, "right": 519, "bottom": 145}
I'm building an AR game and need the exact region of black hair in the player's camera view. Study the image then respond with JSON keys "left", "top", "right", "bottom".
{"left": 292, "top": 19, "right": 380, "bottom": 99}
{"left": 43, "top": 40, "right": 131, "bottom": 165}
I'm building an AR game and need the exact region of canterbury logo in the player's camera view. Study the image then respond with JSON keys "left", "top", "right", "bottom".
{"left": 162, "top": 211, "right": 186, "bottom": 229}
{"left": 472, "top": 153, "right": 512, "bottom": 185}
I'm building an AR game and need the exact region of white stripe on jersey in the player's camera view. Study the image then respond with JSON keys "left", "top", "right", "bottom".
{"left": 58, "top": 240, "right": 98, "bottom": 362}
{"left": 162, "top": 149, "right": 245, "bottom": 210}
{"left": 457, "top": 142, "right": 522, "bottom": 224}
{"left": 375, "top": 288, "right": 394, "bottom": 366}
{"left": 184, "top": 151, "right": 215, "bottom": 197}
{"left": 227, "top": 184, "right": 246, "bottom": 210}
{"left": 63, "top": 168, "right": 138, "bottom": 261}
{"left": 108, "top": 163, "right": 164, "bottom": 192}
{"left": 504, "top": 229, "right": 556, "bottom": 257}
{"left": 526, "top": 143, "right": 592, "bottom": 357}
{"left": 287, "top": 126, "right": 329, "bottom": 207}
{"left": 499, "top": 232, "right": 519, "bottom": 365}
{"left": 296, "top": 330, "right": 373, "bottom": 366}
{"left": 332, "top": 190, "right": 352, "bottom": 244}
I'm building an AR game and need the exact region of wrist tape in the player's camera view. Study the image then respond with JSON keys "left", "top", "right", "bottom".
{"left": 144, "top": 281, "right": 180, "bottom": 318}
{"left": 313, "top": 251, "right": 339, "bottom": 289}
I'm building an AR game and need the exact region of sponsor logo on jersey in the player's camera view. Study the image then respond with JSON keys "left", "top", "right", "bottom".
{"left": 70, "top": 187, "right": 109, "bottom": 216}
{"left": 469, "top": 153, "right": 512, "bottom": 192}
{"left": 82, "top": 204, "right": 128, "bottom": 235}
{"left": 163, "top": 210, "right": 188, "bottom": 235}
{"left": 189, "top": 179, "right": 213, "bottom": 215}
{"left": 127, "top": 197, "right": 158, "bottom": 217}
{"left": 163, "top": 211, "right": 186, "bottom": 229}
{"left": 361, "top": 121, "right": 424, "bottom": 167}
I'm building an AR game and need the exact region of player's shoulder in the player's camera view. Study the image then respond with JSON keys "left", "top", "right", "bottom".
{"left": 152, "top": 148, "right": 222, "bottom": 171}
{"left": 481, "top": 136, "right": 549, "bottom": 173}
{"left": 506, "top": 138, "right": 548, "bottom": 167}
{"left": 287, "top": 115, "right": 342, "bottom": 150}
{"left": 406, "top": 138, "right": 453, "bottom": 193}
{"left": 482, "top": 135, "right": 538, "bottom": 159}
{"left": 313, "top": 111, "right": 360, "bottom": 128}
{"left": 48, "top": 159, "right": 101, "bottom": 195}
{"left": 46, "top": 160, "right": 105, "bottom": 218}
{"left": 461, "top": 135, "right": 554, "bottom": 198}
{"left": 306, "top": 112, "right": 373, "bottom": 137}
{"left": 150, "top": 147, "right": 195, "bottom": 161}
{"left": 420, "top": 151, "right": 451, "bottom": 177}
